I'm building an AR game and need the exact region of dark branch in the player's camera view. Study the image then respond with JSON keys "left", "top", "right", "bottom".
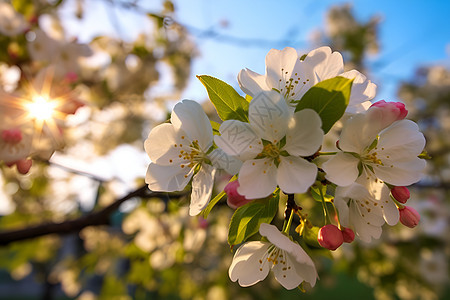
{"left": 0, "top": 185, "right": 186, "bottom": 246}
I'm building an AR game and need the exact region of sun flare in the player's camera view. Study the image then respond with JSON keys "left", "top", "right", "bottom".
{"left": 25, "top": 95, "right": 57, "bottom": 121}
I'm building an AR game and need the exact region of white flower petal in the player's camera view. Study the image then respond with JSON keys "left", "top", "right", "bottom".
{"left": 349, "top": 200, "right": 382, "bottom": 242}
{"left": 189, "top": 164, "right": 216, "bottom": 216}
{"left": 284, "top": 109, "right": 323, "bottom": 156}
{"left": 334, "top": 191, "right": 350, "bottom": 226}
{"left": 338, "top": 114, "right": 378, "bottom": 153}
{"left": 214, "top": 120, "right": 262, "bottom": 160}
{"left": 339, "top": 70, "right": 376, "bottom": 114}
{"left": 322, "top": 152, "right": 360, "bottom": 186}
{"left": 277, "top": 156, "right": 317, "bottom": 194}
{"left": 238, "top": 68, "right": 268, "bottom": 97}
{"left": 171, "top": 100, "right": 213, "bottom": 152}
{"left": 145, "top": 163, "right": 192, "bottom": 192}
{"left": 259, "top": 223, "right": 318, "bottom": 288}
{"left": 373, "top": 159, "right": 426, "bottom": 186}
{"left": 305, "top": 46, "right": 344, "bottom": 81}
{"left": 237, "top": 158, "right": 278, "bottom": 199}
{"left": 209, "top": 148, "right": 242, "bottom": 175}
{"left": 378, "top": 120, "right": 426, "bottom": 157}
{"left": 249, "top": 90, "right": 290, "bottom": 143}
{"left": 144, "top": 123, "right": 190, "bottom": 166}
{"left": 265, "top": 47, "right": 299, "bottom": 90}
{"left": 229, "top": 241, "right": 271, "bottom": 287}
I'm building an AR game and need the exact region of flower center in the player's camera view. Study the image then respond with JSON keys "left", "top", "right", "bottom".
{"left": 261, "top": 143, "right": 280, "bottom": 159}
{"left": 171, "top": 137, "right": 208, "bottom": 170}
{"left": 277, "top": 68, "right": 311, "bottom": 104}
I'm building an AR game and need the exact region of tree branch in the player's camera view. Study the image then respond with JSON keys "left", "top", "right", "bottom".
{"left": 0, "top": 185, "right": 186, "bottom": 246}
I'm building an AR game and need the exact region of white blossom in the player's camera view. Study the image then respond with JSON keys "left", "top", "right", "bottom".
{"left": 215, "top": 90, "right": 323, "bottom": 199}
{"left": 238, "top": 46, "right": 375, "bottom": 113}
{"left": 145, "top": 100, "right": 240, "bottom": 216}
{"left": 229, "top": 223, "right": 317, "bottom": 289}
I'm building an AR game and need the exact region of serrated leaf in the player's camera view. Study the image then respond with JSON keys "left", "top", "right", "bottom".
{"left": 197, "top": 75, "right": 249, "bottom": 122}
{"left": 227, "top": 190, "right": 279, "bottom": 246}
{"left": 295, "top": 76, "right": 353, "bottom": 134}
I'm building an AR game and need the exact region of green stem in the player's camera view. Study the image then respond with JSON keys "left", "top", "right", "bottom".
{"left": 319, "top": 185, "right": 332, "bottom": 225}
{"left": 318, "top": 151, "right": 338, "bottom": 156}
{"left": 283, "top": 208, "right": 294, "bottom": 234}
{"left": 390, "top": 194, "right": 405, "bottom": 209}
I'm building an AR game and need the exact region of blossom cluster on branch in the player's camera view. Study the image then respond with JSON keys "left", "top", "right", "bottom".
{"left": 144, "top": 46, "right": 427, "bottom": 290}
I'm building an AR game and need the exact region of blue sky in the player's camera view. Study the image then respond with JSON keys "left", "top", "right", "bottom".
{"left": 60, "top": 0, "right": 450, "bottom": 105}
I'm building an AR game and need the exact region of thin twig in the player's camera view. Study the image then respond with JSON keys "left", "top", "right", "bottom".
{"left": 0, "top": 185, "right": 187, "bottom": 246}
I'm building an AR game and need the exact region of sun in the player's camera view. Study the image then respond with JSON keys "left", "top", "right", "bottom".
{"left": 25, "top": 95, "right": 57, "bottom": 121}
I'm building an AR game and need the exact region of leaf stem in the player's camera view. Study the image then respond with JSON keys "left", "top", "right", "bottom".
{"left": 318, "top": 151, "right": 337, "bottom": 156}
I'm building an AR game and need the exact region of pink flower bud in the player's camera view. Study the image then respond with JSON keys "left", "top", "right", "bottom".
{"left": 9, "top": 159, "right": 32, "bottom": 174}
{"left": 399, "top": 206, "right": 420, "bottom": 228}
{"left": 370, "top": 100, "right": 408, "bottom": 121}
{"left": 341, "top": 227, "right": 355, "bottom": 243}
{"left": 1, "top": 129, "right": 22, "bottom": 144}
{"left": 318, "top": 224, "right": 344, "bottom": 251}
{"left": 224, "top": 180, "right": 252, "bottom": 209}
{"left": 391, "top": 186, "right": 410, "bottom": 204}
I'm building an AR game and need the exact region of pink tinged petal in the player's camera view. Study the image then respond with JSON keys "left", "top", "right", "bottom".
{"left": 341, "top": 227, "right": 355, "bottom": 243}
{"left": 399, "top": 206, "right": 420, "bottom": 228}
{"left": 370, "top": 100, "right": 408, "bottom": 120}
{"left": 214, "top": 120, "right": 262, "bottom": 161}
{"left": 229, "top": 241, "right": 271, "bottom": 287}
{"left": 265, "top": 47, "right": 299, "bottom": 90}
{"left": 322, "top": 152, "right": 360, "bottom": 186}
{"left": 306, "top": 46, "right": 344, "bottom": 81}
{"left": 237, "top": 159, "right": 278, "bottom": 199}
{"left": 318, "top": 224, "right": 344, "bottom": 251}
{"left": 391, "top": 186, "right": 410, "bottom": 204}
{"left": 284, "top": 109, "right": 323, "bottom": 156}
{"left": 145, "top": 162, "right": 193, "bottom": 192}
{"left": 170, "top": 100, "right": 213, "bottom": 152}
{"left": 249, "top": 90, "right": 290, "bottom": 143}
{"left": 16, "top": 159, "right": 32, "bottom": 174}
{"left": 224, "top": 180, "right": 252, "bottom": 209}
{"left": 209, "top": 148, "right": 242, "bottom": 175}
{"left": 144, "top": 123, "right": 190, "bottom": 166}
{"left": 238, "top": 68, "right": 268, "bottom": 97}
{"left": 365, "top": 102, "right": 408, "bottom": 135}
{"left": 339, "top": 70, "right": 376, "bottom": 113}
{"left": 189, "top": 164, "right": 216, "bottom": 216}
{"left": 277, "top": 156, "right": 317, "bottom": 194}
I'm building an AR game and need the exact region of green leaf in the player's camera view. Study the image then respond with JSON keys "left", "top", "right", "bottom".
{"left": 201, "top": 175, "right": 237, "bottom": 218}
{"left": 197, "top": 75, "right": 249, "bottom": 122}
{"left": 295, "top": 76, "right": 353, "bottom": 134}
{"left": 210, "top": 120, "right": 221, "bottom": 135}
{"left": 310, "top": 185, "right": 333, "bottom": 203}
{"left": 303, "top": 225, "right": 321, "bottom": 248}
{"left": 227, "top": 189, "right": 279, "bottom": 247}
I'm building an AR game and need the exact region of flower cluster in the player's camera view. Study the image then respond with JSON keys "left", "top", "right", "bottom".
{"left": 144, "top": 46, "right": 427, "bottom": 290}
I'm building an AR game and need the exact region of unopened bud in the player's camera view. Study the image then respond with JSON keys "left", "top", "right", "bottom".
{"left": 318, "top": 224, "right": 343, "bottom": 251}
{"left": 1, "top": 129, "right": 22, "bottom": 144}
{"left": 391, "top": 186, "right": 410, "bottom": 204}
{"left": 15, "top": 159, "right": 32, "bottom": 174}
{"left": 399, "top": 206, "right": 420, "bottom": 228}
{"left": 341, "top": 227, "right": 355, "bottom": 243}
{"left": 370, "top": 100, "right": 408, "bottom": 121}
{"left": 224, "top": 180, "right": 252, "bottom": 209}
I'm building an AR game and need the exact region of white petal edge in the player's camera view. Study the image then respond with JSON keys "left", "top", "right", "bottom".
{"left": 189, "top": 164, "right": 216, "bottom": 216}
